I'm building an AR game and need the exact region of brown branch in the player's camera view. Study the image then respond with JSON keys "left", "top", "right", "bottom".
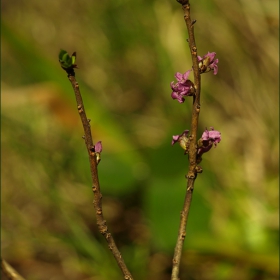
{"left": 1, "top": 259, "right": 26, "bottom": 280}
{"left": 66, "top": 71, "right": 134, "bottom": 280}
{"left": 171, "top": 1, "right": 201, "bottom": 279}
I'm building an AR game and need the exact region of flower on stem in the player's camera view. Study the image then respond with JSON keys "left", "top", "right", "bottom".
{"left": 94, "top": 141, "right": 102, "bottom": 164}
{"left": 171, "top": 130, "right": 190, "bottom": 152}
{"left": 172, "top": 127, "right": 221, "bottom": 161}
{"left": 170, "top": 70, "right": 195, "bottom": 103}
{"left": 198, "top": 52, "right": 218, "bottom": 75}
{"left": 197, "top": 127, "right": 221, "bottom": 158}
{"left": 94, "top": 141, "right": 102, "bottom": 153}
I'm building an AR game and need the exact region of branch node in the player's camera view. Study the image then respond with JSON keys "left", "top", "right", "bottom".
{"left": 77, "top": 105, "right": 83, "bottom": 113}
{"left": 186, "top": 171, "right": 195, "bottom": 179}
{"left": 99, "top": 222, "right": 108, "bottom": 234}
{"left": 187, "top": 185, "right": 194, "bottom": 191}
{"left": 89, "top": 146, "right": 95, "bottom": 156}
{"left": 191, "top": 19, "right": 197, "bottom": 27}
{"left": 180, "top": 231, "right": 186, "bottom": 239}
{"left": 191, "top": 46, "right": 197, "bottom": 55}
{"left": 195, "top": 165, "right": 203, "bottom": 173}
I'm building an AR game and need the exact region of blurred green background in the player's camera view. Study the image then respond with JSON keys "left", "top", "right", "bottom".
{"left": 1, "top": 0, "right": 278, "bottom": 279}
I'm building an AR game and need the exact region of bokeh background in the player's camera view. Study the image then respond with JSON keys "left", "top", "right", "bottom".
{"left": 1, "top": 0, "right": 279, "bottom": 279}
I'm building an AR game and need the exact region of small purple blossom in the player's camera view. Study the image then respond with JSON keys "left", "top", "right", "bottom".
{"left": 94, "top": 141, "right": 102, "bottom": 153}
{"left": 171, "top": 130, "right": 190, "bottom": 151}
{"left": 174, "top": 70, "right": 191, "bottom": 85}
{"left": 170, "top": 70, "right": 194, "bottom": 103}
{"left": 201, "top": 127, "right": 221, "bottom": 144}
{"left": 94, "top": 141, "right": 102, "bottom": 164}
{"left": 198, "top": 52, "right": 219, "bottom": 75}
{"left": 197, "top": 127, "right": 221, "bottom": 157}
{"left": 172, "top": 127, "right": 221, "bottom": 159}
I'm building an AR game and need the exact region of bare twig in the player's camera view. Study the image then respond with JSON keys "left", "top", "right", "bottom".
{"left": 1, "top": 259, "right": 26, "bottom": 280}
{"left": 63, "top": 68, "right": 133, "bottom": 280}
{"left": 171, "top": 1, "right": 201, "bottom": 279}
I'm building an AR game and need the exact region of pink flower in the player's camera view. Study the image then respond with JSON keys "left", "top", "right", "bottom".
{"left": 94, "top": 141, "right": 102, "bottom": 164}
{"left": 94, "top": 141, "right": 102, "bottom": 153}
{"left": 171, "top": 130, "right": 190, "bottom": 151}
{"left": 172, "top": 127, "right": 221, "bottom": 159}
{"left": 174, "top": 70, "right": 192, "bottom": 85}
{"left": 198, "top": 52, "right": 219, "bottom": 75}
{"left": 170, "top": 70, "right": 194, "bottom": 103}
{"left": 197, "top": 127, "right": 221, "bottom": 156}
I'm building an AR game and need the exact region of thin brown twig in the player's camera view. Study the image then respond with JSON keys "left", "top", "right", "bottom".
{"left": 65, "top": 71, "right": 134, "bottom": 280}
{"left": 1, "top": 259, "right": 26, "bottom": 280}
{"left": 171, "top": 1, "right": 201, "bottom": 279}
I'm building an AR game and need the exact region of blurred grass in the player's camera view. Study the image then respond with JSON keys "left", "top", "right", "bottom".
{"left": 1, "top": 0, "right": 279, "bottom": 279}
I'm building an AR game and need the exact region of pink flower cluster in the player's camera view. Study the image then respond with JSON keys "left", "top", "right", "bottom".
{"left": 172, "top": 127, "right": 221, "bottom": 157}
{"left": 170, "top": 52, "right": 218, "bottom": 103}
{"left": 170, "top": 70, "right": 194, "bottom": 103}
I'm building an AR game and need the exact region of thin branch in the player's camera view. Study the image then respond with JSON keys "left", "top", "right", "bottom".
{"left": 64, "top": 69, "right": 134, "bottom": 280}
{"left": 1, "top": 259, "right": 26, "bottom": 280}
{"left": 171, "top": 1, "right": 201, "bottom": 279}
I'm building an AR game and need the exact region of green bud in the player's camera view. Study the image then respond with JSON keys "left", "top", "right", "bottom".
{"left": 71, "top": 52, "right": 76, "bottom": 65}
{"left": 58, "top": 49, "right": 77, "bottom": 70}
